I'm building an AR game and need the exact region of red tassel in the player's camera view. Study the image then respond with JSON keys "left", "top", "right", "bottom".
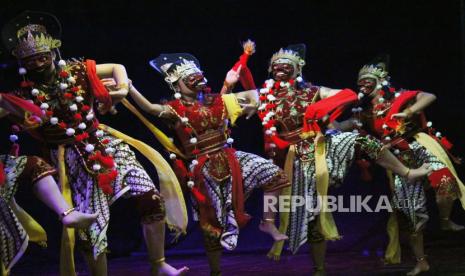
{"left": 97, "top": 170, "right": 117, "bottom": 195}
{"left": 175, "top": 159, "right": 188, "bottom": 178}
{"left": 271, "top": 135, "right": 290, "bottom": 149}
{"left": 99, "top": 155, "right": 115, "bottom": 169}
{"left": 0, "top": 161, "right": 5, "bottom": 186}
{"left": 440, "top": 136, "right": 453, "bottom": 150}
{"left": 191, "top": 186, "right": 206, "bottom": 204}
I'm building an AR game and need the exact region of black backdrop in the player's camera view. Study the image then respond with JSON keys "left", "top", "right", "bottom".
{"left": 1, "top": 0, "right": 464, "bottom": 262}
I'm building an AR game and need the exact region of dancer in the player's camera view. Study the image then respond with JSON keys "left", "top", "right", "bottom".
{"left": 108, "top": 51, "right": 290, "bottom": 276}
{"left": 0, "top": 93, "right": 97, "bottom": 275}
{"left": 224, "top": 43, "right": 432, "bottom": 275}
{"left": 1, "top": 11, "right": 187, "bottom": 276}
{"left": 340, "top": 55, "right": 465, "bottom": 275}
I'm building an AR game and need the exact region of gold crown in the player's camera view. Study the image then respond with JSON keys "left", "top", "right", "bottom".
{"left": 268, "top": 48, "right": 305, "bottom": 72}
{"left": 163, "top": 59, "right": 202, "bottom": 83}
{"left": 12, "top": 25, "right": 61, "bottom": 59}
{"left": 358, "top": 64, "right": 388, "bottom": 81}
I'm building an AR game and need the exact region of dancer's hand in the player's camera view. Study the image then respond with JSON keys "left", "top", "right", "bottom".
{"left": 239, "top": 102, "right": 257, "bottom": 119}
{"left": 406, "top": 163, "right": 433, "bottom": 183}
{"left": 225, "top": 64, "right": 242, "bottom": 85}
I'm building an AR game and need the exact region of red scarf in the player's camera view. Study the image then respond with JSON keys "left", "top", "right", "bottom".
{"left": 85, "top": 59, "right": 112, "bottom": 113}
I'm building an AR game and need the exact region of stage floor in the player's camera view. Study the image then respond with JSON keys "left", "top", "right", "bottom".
{"left": 11, "top": 237, "right": 465, "bottom": 276}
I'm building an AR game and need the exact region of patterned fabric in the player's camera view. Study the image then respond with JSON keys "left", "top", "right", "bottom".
{"left": 191, "top": 151, "right": 286, "bottom": 251}
{"left": 0, "top": 155, "right": 55, "bottom": 271}
{"left": 287, "top": 132, "right": 360, "bottom": 253}
{"left": 390, "top": 141, "right": 453, "bottom": 231}
{"left": 50, "top": 132, "right": 157, "bottom": 257}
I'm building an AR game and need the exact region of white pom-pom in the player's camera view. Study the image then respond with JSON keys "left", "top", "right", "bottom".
{"left": 357, "top": 107, "right": 363, "bottom": 112}
{"left": 50, "top": 117, "right": 58, "bottom": 125}
{"left": 358, "top": 93, "right": 364, "bottom": 99}
{"left": 40, "top": 103, "right": 49, "bottom": 110}
{"left": 66, "top": 128, "right": 75, "bottom": 136}
{"left": 174, "top": 92, "right": 182, "bottom": 99}
{"left": 269, "top": 143, "right": 276, "bottom": 148}
{"left": 190, "top": 137, "right": 197, "bottom": 144}
{"left": 385, "top": 136, "right": 391, "bottom": 141}
{"left": 18, "top": 67, "right": 27, "bottom": 75}
{"left": 268, "top": 111, "right": 275, "bottom": 117}
{"left": 78, "top": 123, "right": 87, "bottom": 130}
{"left": 96, "top": 130, "right": 104, "bottom": 137}
{"left": 75, "top": 96, "right": 84, "bottom": 103}
{"left": 270, "top": 126, "right": 277, "bottom": 132}
{"left": 394, "top": 149, "right": 400, "bottom": 155}
{"left": 187, "top": 181, "right": 195, "bottom": 188}
{"left": 169, "top": 153, "right": 177, "bottom": 160}
{"left": 285, "top": 82, "right": 291, "bottom": 88}
{"left": 105, "top": 147, "right": 115, "bottom": 154}
{"left": 426, "top": 121, "right": 432, "bottom": 128}
{"left": 356, "top": 122, "right": 363, "bottom": 127}
{"left": 351, "top": 108, "right": 357, "bottom": 113}
{"left": 435, "top": 132, "right": 442, "bottom": 137}
{"left": 9, "top": 134, "right": 18, "bottom": 142}
{"left": 258, "top": 104, "right": 266, "bottom": 110}
{"left": 381, "top": 80, "right": 388, "bottom": 86}
{"left": 69, "top": 104, "right": 78, "bottom": 112}
{"left": 191, "top": 159, "right": 199, "bottom": 166}
{"left": 58, "top": 60, "right": 66, "bottom": 67}
{"left": 382, "top": 124, "right": 388, "bottom": 129}
{"left": 85, "top": 144, "right": 95, "bottom": 152}
{"left": 260, "top": 88, "right": 268, "bottom": 94}
{"left": 279, "top": 82, "right": 285, "bottom": 87}
{"left": 296, "top": 76, "right": 303, "bottom": 82}
{"left": 267, "top": 95, "right": 276, "bottom": 101}
{"left": 31, "top": 88, "right": 39, "bottom": 96}
{"left": 376, "top": 84, "right": 382, "bottom": 90}
{"left": 377, "top": 111, "right": 384, "bottom": 116}
{"left": 86, "top": 114, "right": 94, "bottom": 121}
{"left": 67, "top": 77, "right": 76, "bottom": 84}
{"left": 227, "top": 138, "right": 234, "bottom": 144}
{"left": 261, "top": 121, "right": 267, "bottom": 125}
{"left": 181, "top": 117, "right": 189, "bottom": 123}
{"left": 394, "top": 92, "right": 400, "bottom": 98}
{"left": 59, "top": 83, "right": 68, "bottom": 90}
{"left": 92, "top": 164, "right": 101, "bottom": 171}
{"left": 265, "top": 129, "right": 273, "bottom": 135}
{"left": 378, "top": 97, "right": 385, "bottom": 103}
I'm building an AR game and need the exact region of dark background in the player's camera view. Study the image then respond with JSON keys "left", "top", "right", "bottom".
{"left": 1, "top": 0, "right": 464, "bottom": 271}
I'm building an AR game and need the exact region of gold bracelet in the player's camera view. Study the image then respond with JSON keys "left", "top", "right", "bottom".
{"left": 405, "top": 168, "right": 411, "bottom": 178}
{"left": 61, "top": 207, "right": 76, "bottom": 219}
{"left": 151, "top": 257, "right": 165, "bottom": 264}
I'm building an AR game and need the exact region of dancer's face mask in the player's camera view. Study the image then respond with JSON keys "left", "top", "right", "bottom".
{"left": 21, "top": 52, "right": 55, "bottom": 78}
{"left": 271, "top": 62, "right": 295, "bottom": 82}
{"left": 181, "top": 72, "right": 207, "bottom": 92}
{"left": 357, "top": 78, "right": 377, "bottom": 96}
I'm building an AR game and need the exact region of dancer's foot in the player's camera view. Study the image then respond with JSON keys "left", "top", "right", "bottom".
{"left": 152, "top": 261, "right": 189, "bottom": 276}
{"left": 406, "top": 258, "right": 430, "bottom": 276}
{"left": 62, "top": 211, "right": 98, "bottom": 228}
{"left": 259, "top": 220, "right": 288, "bottom": 241}
{"left": 440, "top": 219, "right": 465, "bottom": 231}
{"left": 407, "top": 164, "right": 433, "bottom": 182}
